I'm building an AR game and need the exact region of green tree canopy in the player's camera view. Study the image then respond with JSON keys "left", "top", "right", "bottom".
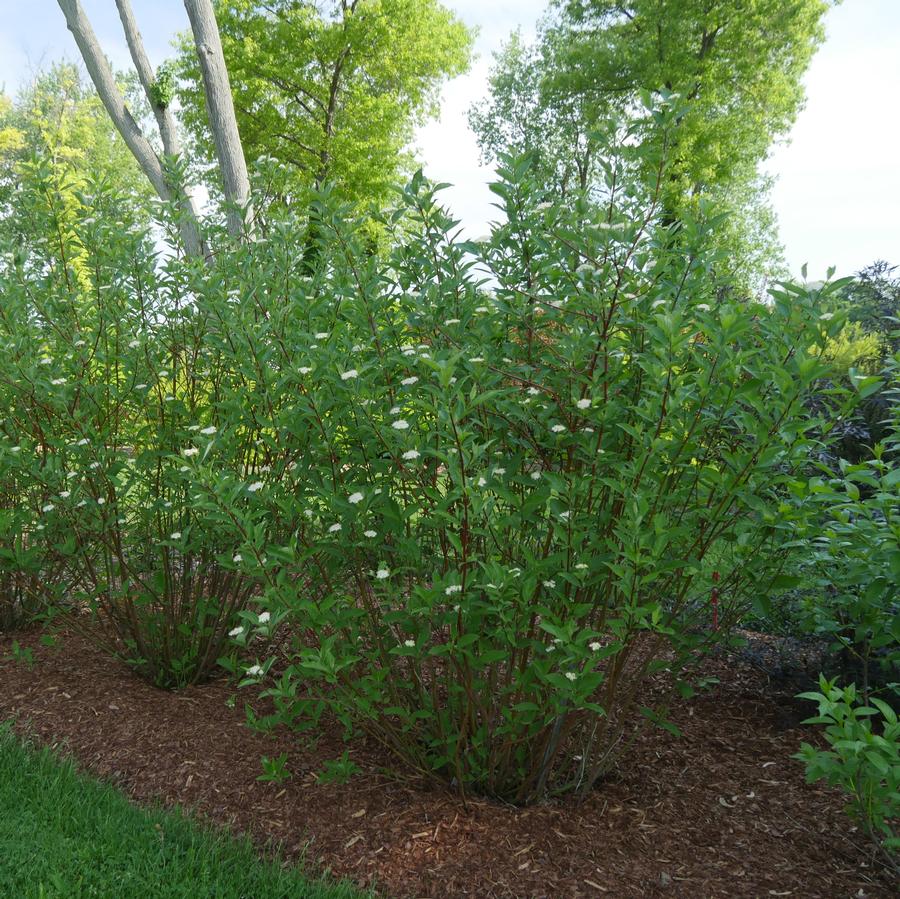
{"left": 471, "top": 0, "right": 833, "bottom": 291}
{"left": 175, "top": 0, "right": 474, "bottom": 210}
{"left": 0, "top": 63, "right": 150, "bottom": 278}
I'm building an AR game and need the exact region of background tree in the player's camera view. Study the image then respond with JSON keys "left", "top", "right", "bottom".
{"left": 471, "top": 0, "right": 833, "bottom": 292}
{"left": 0, "top": 64, "right": 151, "bottom": 280}
{"left": 55, "top": 0, "right": 254, "bottom": 252}
{"left": 468, "top": 30, "right": 596, "bottom": 199}
{"left": 175, "top": 0, "right": 473, "bottom": 211}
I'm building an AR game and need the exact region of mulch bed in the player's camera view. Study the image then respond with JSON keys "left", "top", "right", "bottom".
{"left": 0, "top": 628, "right": 894, "bottom": 898}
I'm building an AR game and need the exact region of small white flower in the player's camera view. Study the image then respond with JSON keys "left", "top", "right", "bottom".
{"left": 444, "top": 585, "right": 462, "bottom": 595}
{"left": 60, "top": 491, "right": 71, "bottom": 499}
{"left": 128, "top": 339, "right": 140, "bottom": 349}
{"left": 182, "top": 447, "right": 200, "bottom": 457}
{"left": 246, "top": 664, "right": 263, "bottom": 677}
{"left": 576, "top": 398, "right": 591, "bottom": 410}
{"left": 696, "top": 304, "right": 711, "bottom": 312}
{"left": 299, "top": 366, "right": 312, "bottom": 374}
{"left": 575, "top": 563, "right": 589, "bottom": 571}
{"left": 820, "top": 312, "right": 834, "bottom": 321}
{"left": 51, "top": 378, "right": 66, "bottom": 386}
{"left": 476, "top": 477, "right": 487, "bottom": 487}
{"left": 401, "top": 376, "right": 418, "bottom": 386}
{"left": 392, "top": 419, "right": 409, "bottom": 430}
{"left": 89, "top": 461, "right": 101, "bottom": 470}
{"left": 445, "top": 318, "right": 461, "bottom": 325}
{"left": 402, "top": 449, "right": 420, "bottom": 460}
{"left": 170, "top": 531, "right": 182, "bottom": 540}
{"left": 559, "top": 511, "right": 571, "bottom": 520}
{"left": 536, "top": 201, "right": 553, "bottom": 211}
{"left": 363, "top": 530, "right": 377, "bottom": 538}
{"left": 200, "top": 426, "right": 217, "bottom": 436}
{"left": 376, "top": 568, "right": 390, "bottom": 580}
{"left": 315, "top": 332, "right": 330, "bottom": 340}
{"left": 565, "top": 671, "right": 578, "bottom": 682}
{"left": 77, "top": 438, "right": 90, "bottom": 446}
{"left": 42, "top": 503, "right": 55, "bottom": 513}
{"left": 527, "top": 387, "right": 540, "bottom": 396}
{"left": 403, "top": 639, "right": 416, "bottom": 648}
{"left": 247, "top": 481, "right": 264, "bottom": 492}
{"left": 551, "top": 424, "right": 566, "bottom": 433}
{"left": 39, "top": 358, "right": 52, "bottom": 365}
{"left": 469, "top": 357, "right": 485, "bottom": 363}
{"left": 543, "top": 579, "right": 556, "bottom": 588}
{"left": 530, "top": 470, "right": 541, "bottom": 480}
{"left": 589, "top": 641, "right": 602, "bottom": 652}
{"left": 348, "top": 492, "right": 364, "bottom": 504}
{"left": 233, "top": 553, "right": 243, "bottom": 563}
{"left": 136, "top": 383, "right": 148, "bottom": 390}
{"left": 74, "top": 339, "right": 86, "bottom": 347}
{"left": 258, "top": 611, "right": 271, "bottom": 624}
{"left": 228, "top": 626, "right": 244, "bottom": 637}
{"left": 97, "top": 497, "right": 105, "bottom": 505}
{"left": 328, "top": 523, "right": 342, "bottom": 533}
{"left": 10, "top": 447, "right": 21, "bottom": 453}
{"left": 341, "top": 369, "right": 358, "bottom": 381}
{"left": 76, "top": 500, "right": 86, "bottom": 508}
{"left": 475, "top": 306, "right": 489, "bottom": 313}
{"left": 492, "top": 467, "right": 506, "bottom": 476}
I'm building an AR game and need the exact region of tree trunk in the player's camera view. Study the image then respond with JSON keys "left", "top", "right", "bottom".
{"left": 183, "top": 0, "right": 254, "bottom": 239}
{"left": 55, "top": 0, "right": 206, "bottom": 258}
{"left": 114, "top": 0, "right": 209, "bottom": 259}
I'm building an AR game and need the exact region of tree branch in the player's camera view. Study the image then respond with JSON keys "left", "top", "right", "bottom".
{"left": 114, "top": 0, "right": 209, "bottom": 258}
{"left": 183, "top": 0, "right": 254, "bottom": 239}
{"left": 55, "top": 0, "right": 206, "bottom": 258}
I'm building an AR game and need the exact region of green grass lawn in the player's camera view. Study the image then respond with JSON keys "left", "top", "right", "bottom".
{"left": 0, "top": 724, "right": 368, "bottom": 899}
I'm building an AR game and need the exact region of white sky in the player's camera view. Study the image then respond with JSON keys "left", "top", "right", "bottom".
{"left": 1, "top": 0, "right": 898, "bottom": 281}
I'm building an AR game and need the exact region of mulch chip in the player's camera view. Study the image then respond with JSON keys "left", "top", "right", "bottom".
{"left": 1, "top": 629, "right": 895, "bottom": 898}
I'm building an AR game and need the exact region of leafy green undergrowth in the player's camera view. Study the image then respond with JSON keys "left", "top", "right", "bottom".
{"left": 0, "top": 725, "right": 367, "bottom": 899}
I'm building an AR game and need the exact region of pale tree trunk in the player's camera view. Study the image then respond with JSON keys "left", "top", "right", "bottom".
{"left": 114, "top": 0, "right": 181, "bottom": 156}
{"left": 183, "top": 0, "right": 254, "bottom": 239}
{"left": 56, "top": 0, "right": 205, "bottom": 258}
{"left": 114, "top": 0, "right": 209, "bottom": 259}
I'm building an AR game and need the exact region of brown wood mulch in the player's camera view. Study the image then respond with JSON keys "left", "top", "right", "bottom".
{"left": 0, "top": 628, "right": 895, "bottom": 898}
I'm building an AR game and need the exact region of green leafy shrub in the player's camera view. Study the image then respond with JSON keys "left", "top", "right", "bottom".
{"left": 0, "top": 107, "right": 841, "bottom": 799}
{"left": 0, "top": 211, "right": 260, "bottom": 686}
{"left": 212, "top": 150, "right": 838, "bottom": 803}
{"left": 796, "top": 677, "right": 899, "bottom": 869}
{"left": 789, "top": 368, "right": 900, "bottom": 695}
{"left": 1, "top": 381, "right": 71, "bottom": 631}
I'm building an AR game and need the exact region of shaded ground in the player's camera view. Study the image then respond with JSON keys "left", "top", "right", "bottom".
{"left": 0, "top": 629, "right": 894, "bottom": 898}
